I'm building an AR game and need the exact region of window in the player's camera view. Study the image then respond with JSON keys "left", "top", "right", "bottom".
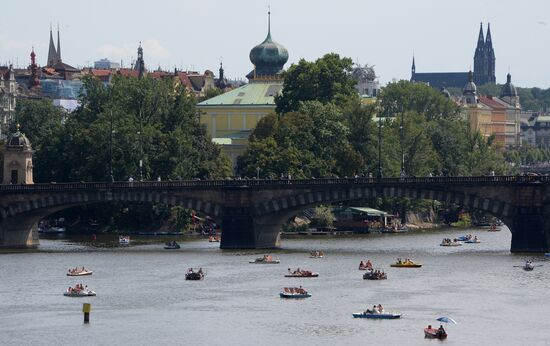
{"left": 10, "top": 170, "right": 18, "bottom": 184}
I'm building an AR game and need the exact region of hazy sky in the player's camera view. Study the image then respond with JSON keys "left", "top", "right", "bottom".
{"left": 1, "top": 0, "right": 549, "bottom": 87}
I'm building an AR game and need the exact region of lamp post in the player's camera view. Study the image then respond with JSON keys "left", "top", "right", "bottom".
{"left": 377, "top": 107, "right": 383, "bottom": 178}
{"left": 256, "top": 167, "right": 260, "bottom": 180}
{"left": 109, "top": 110, "right": 114, "bottom": 182}
{"left": 399, "top": 104, "right": 406, "bottom": 178}
{"left": 138, "top": 109, "right": 144, "bottom": 181}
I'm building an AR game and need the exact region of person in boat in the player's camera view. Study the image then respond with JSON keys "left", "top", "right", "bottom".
{"left": 366, "top": 260, "right": 372, "bottom": 268}
{"left": 377, "top": 304, "right": 384, "bottom": 313}
{"left": 198, "top": 267, "right": 203, "bottom": 275}
{"left": 397, "top": 258, "right": 402, "bottom": 264}
{"left": 437, "top": 325, "right": 446, "bottom": 336}
{"left": 359, "top": 260, "right": 365, "bottom": 268}
{"left": 372, "top": 305, "right": 379, "bottom": 314}
{"left": 288, "top": 268, "right": 292, "bottom": 274}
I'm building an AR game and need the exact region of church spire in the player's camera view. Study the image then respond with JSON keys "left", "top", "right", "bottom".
{"left": 476, "top": 22, "right": 485, "bottom": 48}
{"left": 56, "top": 24, "right": 62, "bottom": 62}
{"left": 134, "top": 42, "right": 145, "bottom": 78}
{"left": 266, "top": 7, "right": 272, "bottom": 41}
{"left": 411, "top": 54, "right": 416, "bottom": 74}
{"left": 485, "top": 23, "right": 493, "bottom": 48}
{"left": 47, "top": 24, "right": 58, "bottom": 67}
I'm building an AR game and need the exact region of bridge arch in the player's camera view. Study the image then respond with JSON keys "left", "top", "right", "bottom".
{"left": 251, "top": 185, "right": 514, "bottom": 223}
{"left": 0, "top": 190, "right": 223, "bottom": 219}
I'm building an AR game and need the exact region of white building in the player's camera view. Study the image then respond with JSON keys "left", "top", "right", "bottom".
{"left": 94, "top": 58, "right": 120, "bottom": 70}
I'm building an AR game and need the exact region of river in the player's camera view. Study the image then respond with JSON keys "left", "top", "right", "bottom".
{"left": 1, "top": 227, "right": 549, "bottom": 346}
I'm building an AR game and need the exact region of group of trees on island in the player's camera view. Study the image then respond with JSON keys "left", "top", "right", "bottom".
{"left": 12, "top": 53, "right": 550, "bottom": 231}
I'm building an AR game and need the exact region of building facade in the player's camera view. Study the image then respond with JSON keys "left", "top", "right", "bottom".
{"left": 460, "top": 72, "right": 521, "bottom": 150}
{"left": 0, "top": 65, "right": 18, "bottom": 139}
{"left": 94, "top": 59, "right": 120, "bottom": 70}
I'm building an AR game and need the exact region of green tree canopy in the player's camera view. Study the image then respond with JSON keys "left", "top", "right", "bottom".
{"left": 54, "top": 75, "right": 231, "bottom": 182}
{"left": 275, "top": 53, "right": 358, "bottom": 114}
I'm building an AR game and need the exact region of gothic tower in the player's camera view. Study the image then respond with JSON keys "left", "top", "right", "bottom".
{"left": 47, "top": 25, "right": 62, "bottom": 67}
{"left": 473, "top": 22, "right": 496, "bottom": 85}
{"left": 56, "top": 25, "right": 62, "bottom": 63}
{"left": 485, "top": 23, "right": 496, "bottom": 84}
{"left": 473, "top": 23, "right": 485, "bottom": 85}
{"left": 47, "top": 26, "right": 57, "bottom": 67}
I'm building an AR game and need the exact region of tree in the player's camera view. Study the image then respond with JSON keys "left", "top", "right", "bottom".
{"left": 60, "top": 75, "right": 232, "bottom": 182}
{"left": 275, "top": 53, "right": 358, "bottom": 114}
{"left": 237, "top": 101, "right": 362, "bottom": 178}
{"left": 312, "top": 205, "right": 335, "bottom": 228}
{"left": 15, "top": 98, "right": 66, "bottom": 182}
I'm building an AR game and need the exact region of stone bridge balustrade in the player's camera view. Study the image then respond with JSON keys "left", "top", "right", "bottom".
{"left": 0, "top": 176, "right": 549, "bottom": 252}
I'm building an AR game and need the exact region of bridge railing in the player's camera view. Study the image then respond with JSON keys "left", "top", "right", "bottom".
{"left": 0, "top": 175, "right": 545, "bottom": 193}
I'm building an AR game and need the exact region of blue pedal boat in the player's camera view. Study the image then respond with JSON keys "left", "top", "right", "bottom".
{"left": 280, "top": 287, "right": 311, "bottom": 298}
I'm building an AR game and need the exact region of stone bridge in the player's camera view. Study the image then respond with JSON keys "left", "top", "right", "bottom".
{"left": 0, "top": 176, "right": 549, "bottom": 252}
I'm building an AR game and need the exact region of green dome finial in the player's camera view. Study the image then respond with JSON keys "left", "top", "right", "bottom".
{"left": 267, "top": 7, "right": 271, "bottom": 40}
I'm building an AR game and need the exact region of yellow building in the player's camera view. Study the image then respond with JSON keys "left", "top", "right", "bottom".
{"left": 197, "top": 12, "right": 288, "bottom": 168}
{"left": 459, "top": 71, "right": 493, "bottom": 140}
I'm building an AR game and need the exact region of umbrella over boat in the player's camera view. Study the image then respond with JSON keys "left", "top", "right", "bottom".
{"left": 437, "top": 316, "right": 457, "bottom": 324}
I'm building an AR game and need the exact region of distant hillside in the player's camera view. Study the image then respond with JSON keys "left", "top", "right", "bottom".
{"left": 447, "top": 84, "right": 550, "bottom": 112}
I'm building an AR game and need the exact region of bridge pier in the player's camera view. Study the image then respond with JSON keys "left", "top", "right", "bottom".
{"left": 220, "top": 207, "right": 283, "bottom": 249}
{"left": 509, "top": 208, "right": 550, "bottom": 253}
{"left": 0, "top": 217, "right": 39, "bottom": 249}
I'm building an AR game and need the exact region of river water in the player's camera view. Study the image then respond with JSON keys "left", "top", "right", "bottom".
{"left": 1, "top": 227, "right": 549, "bottom": 346}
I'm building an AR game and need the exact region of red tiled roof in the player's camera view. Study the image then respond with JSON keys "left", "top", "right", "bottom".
{"left": 176, "top": 72, "right": 193, "bottom": 89}
{"left": 117, "top": 68, "right": 139, "bottom": 77}
{"left": 90, "top": 69, "right": 111, "bottom": 77}
{"left": 479, "top": 96, "right": 506, "bottom": 110}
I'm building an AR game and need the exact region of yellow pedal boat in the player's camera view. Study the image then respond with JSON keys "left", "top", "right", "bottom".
{"left": 390, "top": 261, "right": 422, "bottom": 268}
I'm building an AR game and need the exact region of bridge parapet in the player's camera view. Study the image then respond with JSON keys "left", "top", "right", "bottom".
{"left": 0, "top": 175, "right": 546, "bottom": 194}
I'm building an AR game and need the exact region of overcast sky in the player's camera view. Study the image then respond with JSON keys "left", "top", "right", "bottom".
{"left": 1, "top": 0, "right": 549, "bottom": 87}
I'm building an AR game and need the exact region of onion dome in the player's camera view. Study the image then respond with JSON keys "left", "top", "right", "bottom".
{"left": 463, "top": 70, "right": 477, "bottom": 95}
{"left": 501, "top": 73, "right": 517, "bottom": 97}
{"left": 248, "top": 11, "right": 288, "bottom": 78}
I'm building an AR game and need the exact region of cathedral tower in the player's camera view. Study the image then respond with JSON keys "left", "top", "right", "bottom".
{"left": 473, "top": 22, "right": 496, "bottom": 85}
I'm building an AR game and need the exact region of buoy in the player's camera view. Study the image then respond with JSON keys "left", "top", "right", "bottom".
{"left": 82, "top": 303, "right": 91, "bottom": 323}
